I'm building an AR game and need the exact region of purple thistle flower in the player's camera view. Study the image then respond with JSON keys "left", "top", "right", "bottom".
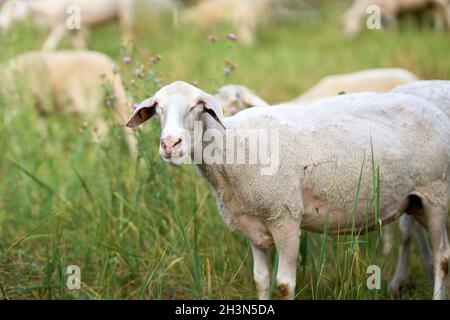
{"left": 122, "top": 56, "right": 132, "bottom": 64}
{"left": 223, "top": 67, "right": 232, "bottom": 75}
{"left": 227, "top": 33, "right": 237, "bottom": 41}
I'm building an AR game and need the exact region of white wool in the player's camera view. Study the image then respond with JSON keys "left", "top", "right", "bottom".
{"left": 126, "top": 81, "right": 450, "bottom": 299}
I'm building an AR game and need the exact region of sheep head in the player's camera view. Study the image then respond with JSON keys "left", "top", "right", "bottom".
{"left": 126, "top": 81, "right": 225, "bottom": 164}
{"left": 215, "top": 84, "right": 269, "bottom": 116}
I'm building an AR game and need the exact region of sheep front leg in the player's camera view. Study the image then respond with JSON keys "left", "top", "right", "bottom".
{"left": 233, "top": 215, "right": 274, "bottom": 299}
{"left": 71, "top": 29, "right": 88, "bottom": 50}
{"left": 251, "top": 244, "right": 271, "bottom": 300}
{"left": 43, "top": 24, "right": 67, "bottom": 51}
{"left": 267, "top": 216, "right": 301, "bottom": 300}
{"left": 433, "top": 0, "right": 450, "bottom": 31}
{"left": 118, "top": 0, "right": 134, "bottom": 46}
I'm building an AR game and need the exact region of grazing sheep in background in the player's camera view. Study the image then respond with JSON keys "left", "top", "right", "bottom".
{"left": 125, "top": 80, "right": 450, "bottom": 300}
{"left": 0, "top": 0, "right": 29, "bottom": 31}
{"left": 387, "top": 80, "right": 450, "bottom": 297}
{"left": 0, "top": 0, "right": 136, "bottom": 50}
{"left": 0, "top": 50, "right": 137, "bottom": 155}
{"left": 342, "top": 0, "right": 450, "bottom": 38}
{"left": 293, "top": 68, "right": 418, "bottom": 103}
{"left": 182, "top": 0, "right": 275, "bottom": 46}
{"left": 216, "top": 68, "right": 418, "bottom": 115}
{"left": 215, "top": 84, "right": 269, "bottom": 116}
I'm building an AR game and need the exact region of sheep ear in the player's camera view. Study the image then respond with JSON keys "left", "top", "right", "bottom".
{"left": 199, "top": 94, "right": 226, "bottom": 129}
{"left": 125, "top": 97, "right": 157, "bottom": 128}
{"left": 242, "top": 92, "right": 268, "bottom": 108}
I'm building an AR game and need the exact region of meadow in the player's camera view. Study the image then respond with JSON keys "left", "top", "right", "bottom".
{"left": 0, "top": 1, "right": 449, "bottom": 299}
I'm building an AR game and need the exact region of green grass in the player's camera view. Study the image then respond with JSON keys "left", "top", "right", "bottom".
{"left": 0, "top": 2, "right": 447, "bottom": 299}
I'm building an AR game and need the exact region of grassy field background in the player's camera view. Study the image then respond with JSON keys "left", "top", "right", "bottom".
{"left": 0, "top": 1, "right": 449, "bottom": 299}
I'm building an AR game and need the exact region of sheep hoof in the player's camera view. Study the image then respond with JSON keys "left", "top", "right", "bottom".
{"left": 277, "top": 283, "right": 293, "bottom": 300}
{"left": 387, "top": 282, "right": 401, "bottom": 298}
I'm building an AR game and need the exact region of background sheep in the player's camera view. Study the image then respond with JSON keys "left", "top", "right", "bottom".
{"left": 217, "top": 68, "right": 418, "bottom": 115}
{"left": 182, "top": 0, "right": 275, "bottom": 46}
{"left": 293, "top": 68, "right": 419, "bottom": 103}
{"left": 342, "top": 0, "right": 450, "bottom": 38}
{"left": 0, "top": 0, "right": 29, "bottom": 31}
{"left": 0, "top": 0, "right": 136, "bottom": 50}
{"left": 215, "top": 84, "right": 269, "bottom": 116}
{"left": 0, "top": 50, "right": 136, "bottom": 155}
{"left": 126, "top": 81, "right": 450, "bottom": 300}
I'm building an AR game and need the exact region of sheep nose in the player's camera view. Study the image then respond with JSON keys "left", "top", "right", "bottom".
{"left": 161, "top": 136, "right": 182, "bottom": 152}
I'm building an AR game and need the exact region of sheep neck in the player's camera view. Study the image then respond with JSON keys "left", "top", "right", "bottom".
{"left": 193, "top": 114, "right": 229, "bottom": 191}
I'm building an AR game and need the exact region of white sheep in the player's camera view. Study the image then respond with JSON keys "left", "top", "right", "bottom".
{"left": 392, "top": 80, "right": 450, "bottom": 118}
{"left": 215, "top": 79, "right": 449, "bottom": 292}
{"left": 214, "top": 70, "right": 418, "bottom": 255}
{"left": 215, "top": 84, "right": 269, "bottom": 116}
{"left": 0, "top": 0, "right": 135, "bottom": 50}
{"left": 219, "top": 79, "right": 450, "bottom": 294}
{"left": 342, "top": 0, "right": 450, "bottom": 38}
{"left": 182, "top": 0, "right": 274, "bottom": 46}
{"left": 0, "top": 0, "right": 29, "bottom": 31}
{"left": 387, "top": 80, "right": 450, "bottom": 296}
{"left": 293, "top": 68, "right": 419, "bottom": 103}
{"left": 216, "top": 68, "right": 418, "bottom": 115}
{"left": 1, "top": 50, "right": 137, "bottom": 155}
{"left": 125, "top": 80, "right": 450, "bottom": 299}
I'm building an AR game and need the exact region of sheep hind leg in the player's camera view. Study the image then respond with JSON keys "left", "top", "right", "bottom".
{"left": 388, "top": 214, "right": 415, "bottom": 297}
{"left": 415, "top": 222, "right": 434, "bottom": 283}
{"left": 382, "top": 222, "right": 395, "bottom": 255}
{"left": 420, "top": 198, "right": 450, "bottom": 300}
{"left": 267, "top": 215, "right": 301, "bottom": 300}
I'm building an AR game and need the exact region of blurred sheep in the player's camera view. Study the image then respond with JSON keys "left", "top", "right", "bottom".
{"left": 0, "top": 0, "right": 28, "bottom": 30}
{"left": 293, "top": 68, "right": 418, "bottom": 103}
{"left": 182, "top": 0, "right": 275, "bottom": 46}
{"left": 218, "top": 68, "right": 418, "bottom": 115}
{"left": 0, "top": 50, "right": 137, "bottom": 155}
{"left": 215, "top": 84, "right": 269, "bottom": 116}
{"left": 342, "top": 0, "right": 450, "bottom": 38}
{"left": 0, "top": 0, "right": 136, "bottom": 50}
